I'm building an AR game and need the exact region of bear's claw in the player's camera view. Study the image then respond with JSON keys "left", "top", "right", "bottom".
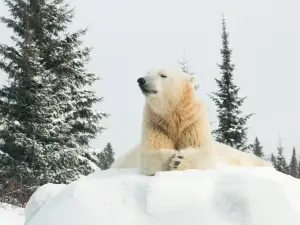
{"left": 170, "top": 152, "right": 185, "bottom": 170}
{"left": 173, "top": 161, "right": 181, "bottom": 165}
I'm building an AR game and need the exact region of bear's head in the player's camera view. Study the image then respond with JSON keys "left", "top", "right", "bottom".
{"left": 137, "top": 68, "right": 197, "bottom": 115}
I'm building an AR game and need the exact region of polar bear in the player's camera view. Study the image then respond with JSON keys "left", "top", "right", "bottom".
{"left": 116, "top": 68, "right": 216, "bottom": 176}
{"left": 111, "top": 69, "right": 271, "bottom": 175}
{"left": 111, "top": 68, "right": 272, "bottom": 175}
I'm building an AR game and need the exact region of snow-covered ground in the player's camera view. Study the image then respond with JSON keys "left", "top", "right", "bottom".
{"left": 24, "top": 166, "right": 300, "bottom": 225}
{"left": 0, "top": 203, "right": 24, "bottom": 225}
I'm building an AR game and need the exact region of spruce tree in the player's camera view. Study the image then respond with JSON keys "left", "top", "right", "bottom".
{"left": 98, "top": 142, "right": 115, "bottom": 170}
{"left": 210, "top": 16, "right": 253, "bottom": 152}
{"left": 252, "top": 137, "right": 264, "bottom": 158}
{"left": 0, "top": 0, "right": 107, "bottom": 204}
{"left": 289, "top": 147, "right": 298, "bottom": 178}
{"left": 298, "top": 159, "right": 300, "bottom": 179}
{"left": 271, "top": 153, "right": 277, "bottom": 168}
{"left": 0, "top": 4, "right": 49, "bottom": 204}
{"left": 275, "top": 139, "right": 288, "bottom": 174}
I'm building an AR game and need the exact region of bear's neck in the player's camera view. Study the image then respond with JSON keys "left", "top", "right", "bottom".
{"left": 147, "top": 86, "right": 200, "bottom": 138}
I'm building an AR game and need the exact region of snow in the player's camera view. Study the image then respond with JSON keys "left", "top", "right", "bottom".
{"left": 13, "top": 121, "right": 20, "bottom": 126}
{"left": 25, "top": 183, "right": 66, "bottom": 224}
{"left": 0, "top": 138, "right": 5, "bottom": 145}
{"left": 25, "top": 166, "right": 300, "bottom": 225}
{"left": 0, "top": 203, "right": 24, "bottom": 225}
{"left": 76, "top": 154, "right": 100, "bottom": 171}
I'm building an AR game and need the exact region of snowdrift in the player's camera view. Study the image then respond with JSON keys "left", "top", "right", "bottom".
{"left": 25, "top": 183, "right": 66, "bottom": 224}
{"left": 25, "top": 167, "right": 300, "bottom": 225}
{"left": 0, "top": 203, "right": 24, "bottom": 225}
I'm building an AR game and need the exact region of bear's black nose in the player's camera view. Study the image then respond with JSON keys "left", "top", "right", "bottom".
{"left": 137, "top": 77, "right": 146, "bottom": 85}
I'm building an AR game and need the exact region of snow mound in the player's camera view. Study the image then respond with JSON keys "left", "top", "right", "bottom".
{"left": 25, "top": 183, "right": 66, "bottom": 224}
{"left": 25, "top": 167, "right": 300, "bottom": 225}
{"left": 0, "top": 203, "right": 24, "bottom": 225}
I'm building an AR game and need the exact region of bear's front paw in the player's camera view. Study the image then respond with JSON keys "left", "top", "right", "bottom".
{"left": 169, "top": 148, "right": 203, "bottom": 171}
{"left": 170, "top": 151, "right": 185, "bottom": 170}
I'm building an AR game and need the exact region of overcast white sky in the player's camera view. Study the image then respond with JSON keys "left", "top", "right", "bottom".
{"left": 1, "top": 0, "right": 300, "bottom": 160}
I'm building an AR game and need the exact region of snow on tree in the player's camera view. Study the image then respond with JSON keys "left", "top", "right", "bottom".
{"left": 252, "top": 137, "right": 264, "bottom": 158}
{"left": 0, "top": 0, "right": 108, "bottom": 206}
{"left": 209, "top": 16, "right": 253, "bottom": 152}
{"left": 289, "top": 147, "right": 298, "bottom": 178}
{"left": 177, "top": 54, "right": 199, "bottom": 90}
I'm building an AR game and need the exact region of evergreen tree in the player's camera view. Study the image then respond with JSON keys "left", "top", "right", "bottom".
{"left": 289, "top": 147, "right": 298, "bottom": 178}
{"left": 209, "top": 16, "right": 253, "bottom": 152}
{"left": 298, "top": 159, "right": 300, "bottom": 179}
{"left": 98, "top": 142, "right": 115, "bottom": 170}
{"left": 271, "top": 153, "right": 277, "bottom": 168}
{"left": 275, "top": 139, "right": 288, "bottom": 174}
{"left": 0, "top": 0, "right": 107, "bottom": 205}
{"left": 252, "top": 137, "right": 264, "bottom": 158}
{"left": 177, "top": 54, "right": 199, "bottom": 90}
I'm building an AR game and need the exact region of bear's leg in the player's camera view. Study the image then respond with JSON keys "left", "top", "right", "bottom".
{"left": 140, "top": 128, "right": 176, "bottom": 176}
{"left": 172, "top": 122, "right": 216, "bottom": 171}
{"left": 140, "top": 149, "right": 177, "bottom": 176}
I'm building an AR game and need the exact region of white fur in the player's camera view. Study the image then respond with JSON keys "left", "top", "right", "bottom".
{"left": 136, "top": 68, "right": 216, "bottom": 175}
{"left": 139, "top": 145, "right": 216, "bottom": 176}
{"left": 142, "top": 68, "right": 193, "bottom": 116}
{"left": 140, "top": 148, "right": 178, "bottom": 176}
{"left": 214, "top": 142, "right": 273, "bottom": 167}
{"left": 170, "top": 147, "right": 217, "bottom": 171}
{"left": 110, "top": 142, "right": 273, "bottom": 171}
